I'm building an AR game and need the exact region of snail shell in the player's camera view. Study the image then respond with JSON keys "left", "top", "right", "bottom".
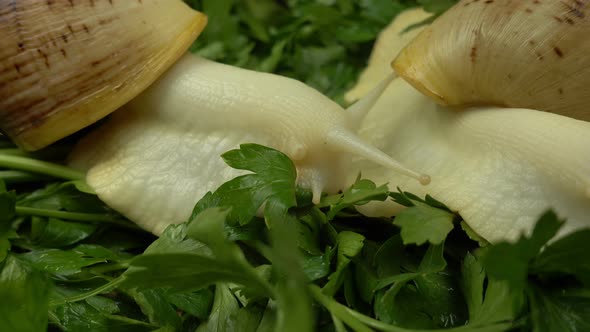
{"left": 0, "top": 0, "right": 207, "bottom": 150}
{"left": 393, "top": 0, "right": 590, "bottom": 121}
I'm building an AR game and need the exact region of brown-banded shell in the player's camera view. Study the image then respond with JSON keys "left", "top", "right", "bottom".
{"left": 392, "top": 0, "right": 590, "bottom": 121}
{"left": 0, "top": 0, "right": 207, "bottom": 150}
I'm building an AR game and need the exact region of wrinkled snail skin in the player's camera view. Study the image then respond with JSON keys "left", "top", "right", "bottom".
{"left": 393, "top": 0, "right": 590, "bottom": 121}
{"left": 354, "top": 78, "right": 590, "bottom": 243}
{"left": 69, "top": 54, "right": 429, "bottom": 235}
{"left": 0, "top": 0, "right": 206, "bottom": 150}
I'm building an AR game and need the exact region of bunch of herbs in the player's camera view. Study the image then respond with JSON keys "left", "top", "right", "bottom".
{"left": 2, "top": 1, "right": 589, "bottom": 331}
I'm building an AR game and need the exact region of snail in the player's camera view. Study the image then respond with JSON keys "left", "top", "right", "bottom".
{"left": 348, "top": 1, "right": 590, "bottom": 242}
{"left": 0, "top": 0, "right": 429, "bottom": 235}
{"left": 68, "top": 55, "right": 431, "bottom": 234}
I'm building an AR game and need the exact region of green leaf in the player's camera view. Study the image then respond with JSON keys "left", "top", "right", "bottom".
{"left": 123, "top": 253, "right": 269, "bottom": 295}
{"left": 461, "top": 253, "right": 486, "bottom": 321}
{"left": 191, "top": 144, "right": 297, "bottom": 225}
{"left": 17, "top": 181, "right": 106, "bottom": 213}
{"left": 225, "top": 304, "right": 266, "bottom": 332}
{"left": 460, "top": 221, "right": 490, "bottom": 247}
{"left": 19, "top": 248, "right": 106, "bottom": 276}
{"left": 51, "top": 301, "right": 156, "bottom": 332}
{"left": 265, "top": 200, "right": 314, "bottom": 332}
{"left": 85, "top": 296, "right": 120, "bottom": 315}
{"left": 418, "top": 243, "right": 447, "bottom": 273}
{"left": 531, "top": 229, "right": 590, "bottom": 286}
{"left": 0, "top": 178, "right": 16, "bottom": 229}
{"left": 394, "top": 201, "right": 454, "bottom": 245}
{"left": 165, "top": 288, "right": 214, "bottom": 320}
{"left": 302, "top": 253, "right": 331, "bottom": 281}
{"left": 125, "top": 209, "right": 271, "bottom": 296}
{"left": 0, "top": 238, "right": 10, "bottom": 263}
{"left": 197, "top": 284, "right": 241, "bottom": 332}
{"left": 481, "top": 211, "right": 563, "bottom": 290}
{"left": 375, "top": 271, "right": 467, "bottom": 329}
{"left": 255, "top": 301, "right": 277, "bottom": 332}
{"left": 0, "top": 255, "right": 50, "bottom": 332}
{"left": 373, "top": 235, "right": 404, "bottom": 278}
{"left": 319, "top": 177, "right": 389, "bottom": 220}
{"left": 145, "top": 222, "right": 211, "bottom": 256}
{"left": 128, "top": 288, "right": 181, "bottom": 330}
{"left": 461, "top": 252, "right": 524, "bottom": 326}
{"left": 30, "top": 217, "right": 98, "bottom": 248}
{"left": 322, "top": 231, "right": 365, "bottom": 296}
{"left": 529, "top": 286, "right": 590, "bottom": 332}
{"left": 75, "top": 244, "right": 122, "bottom": 262}
{"left": 0, "top": 179, "right": 15, "bottom": 262}
{"left": 373, "top": 243, "right": 451, "bottom": 327}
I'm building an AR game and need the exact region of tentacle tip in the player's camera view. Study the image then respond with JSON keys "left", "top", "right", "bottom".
{"left": 311, "top": 184, "right": 323, "bottom": 205}
{"left": 312, "top": 192, "right": 322, "bottom": 205}
{"left": 419, "top": 174, "right": 431, "bottom": 186}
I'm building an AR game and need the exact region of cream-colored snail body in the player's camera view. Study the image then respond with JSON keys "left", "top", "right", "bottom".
{"left": 0, "top": 0, "right": 430, "bottom": 234}
{"left": 69, "top": 55, "right": 430, "bottom": 235}
{"left": 349, "top": 4, "right": 590, "bottom": 243}
{"left": 0, "top": 0, "right": 207, "bottom": 150}
{"left": 393, "top": 0, "right": 590, "bottom": 121}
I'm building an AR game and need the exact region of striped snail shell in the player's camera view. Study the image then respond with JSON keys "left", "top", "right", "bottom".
{"left": 393, "top": 0, "right": 590, "bottom": 121}
{"left": 0, "top": 0, "right": 207, "bottom": 150}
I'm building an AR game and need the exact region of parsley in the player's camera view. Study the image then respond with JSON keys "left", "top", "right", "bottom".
{"left": 2, "top": 1, "right": 589, "bottom": 331}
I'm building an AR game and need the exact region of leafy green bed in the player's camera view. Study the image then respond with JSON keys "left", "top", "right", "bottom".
{"left": 1, "top": 1, "right": 589, "bottom": 331}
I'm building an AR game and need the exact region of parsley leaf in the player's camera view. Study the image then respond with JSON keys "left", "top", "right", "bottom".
{"left": 481, "top": 211, "right": 564, "bottom": 291}
{"left": 394, "top": 201, "right": 455, "bottom": 245}
{"left": 191, "top": 143, "right": 296, "bottom": 225}
{"left": 0, "top": 255, "right": 50, "bottom": 332}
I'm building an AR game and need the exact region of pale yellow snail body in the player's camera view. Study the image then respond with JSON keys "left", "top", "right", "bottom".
{"left": 349, "top": 2, "right": 590, "bottom": 242}
{"left": 69, "top": 55, "right": 429, "bottom": 234}
{"left": 0, "top": 0, "right": 429, "bottom": 235}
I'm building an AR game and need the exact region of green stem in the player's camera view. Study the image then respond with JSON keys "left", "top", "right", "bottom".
{"left": 0, "top": 170, "right": 49, "bottom": 183}
{"left": 15, "top": 206, "right": 141, "bottom": 231}
{"left": 0, "top": 149, "right": 27, "bottom": 156}
{"left": 49, "top": 276, "right": 125, "bottom": 307}
{"left": 309, "top": 285, "right": 517, "bottom": 332}
{"left": 0, "top": 154, "right": 84, "bottom": 180}
{"left": 47, "top": 311, "right": 67, "bottom": 330}
{"left": 88, "top": 261, "right": 131, "bottom": 274}
{"left": 309, "top": 285, "right": 373, "bottom": 332}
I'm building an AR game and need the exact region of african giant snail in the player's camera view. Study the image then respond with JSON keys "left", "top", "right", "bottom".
{"left": 0, "top": 0, "right": 429, "bottom": 234}
{"left": 350, "top": 1, "right": 590, "bottom": 242}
